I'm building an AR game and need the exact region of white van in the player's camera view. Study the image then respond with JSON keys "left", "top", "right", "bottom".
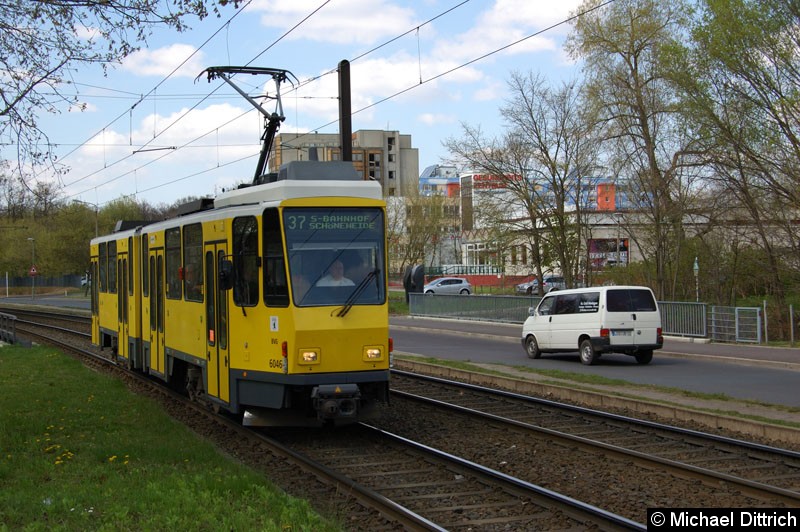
{"left": 521, "top": 286, "right": 663, "bottom": 365}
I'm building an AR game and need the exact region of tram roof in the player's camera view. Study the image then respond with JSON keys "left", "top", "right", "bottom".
{"left": 214, "top": 161, "right": 382, "bottom": 209}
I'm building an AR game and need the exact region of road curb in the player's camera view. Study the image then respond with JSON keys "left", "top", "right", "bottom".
{"left": 392, "top": 356, "right": 800, "bottom": 446}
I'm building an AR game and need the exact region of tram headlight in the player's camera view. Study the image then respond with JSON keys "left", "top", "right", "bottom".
{"left": 363, "top": 346, "right": 383, "bottom": 361}
{"left": 298, "top": 348, "right": 320, "bottom": 365}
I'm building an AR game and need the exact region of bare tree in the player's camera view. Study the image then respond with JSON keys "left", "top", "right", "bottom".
{"left": 0, "top": 0, "right": 240, "bottom": 193}
{"left": 444, "top": 73, "right": 598, "bottom": 292}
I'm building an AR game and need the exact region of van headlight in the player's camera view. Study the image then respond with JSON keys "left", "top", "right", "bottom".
{"left": 363, "top": 346, "right": 383, "bottom": 361}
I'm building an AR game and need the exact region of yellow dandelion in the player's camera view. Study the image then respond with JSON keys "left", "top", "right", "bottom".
{"left": 109, "top": 455, "right": 117, "bottom": 462}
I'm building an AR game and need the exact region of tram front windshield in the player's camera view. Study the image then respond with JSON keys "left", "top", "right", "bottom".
{"left": 283, "top": 207, "right": 386, "bottom": 307}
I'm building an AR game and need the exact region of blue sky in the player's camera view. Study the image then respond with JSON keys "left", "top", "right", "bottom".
{"left": 44, "top": 0, "right": 582, "bottom": 207}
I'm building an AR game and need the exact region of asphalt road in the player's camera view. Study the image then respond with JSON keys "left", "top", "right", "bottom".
{"left": 5, "top": 294, "right": 799, "bottom": 409}
{"left": 390, "top": 315, "right": 800, "bottom": 409}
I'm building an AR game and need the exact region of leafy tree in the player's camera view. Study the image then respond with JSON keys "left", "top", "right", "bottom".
{"left": 567, "top": 0, "right": 702, "bottom": 300}
{"left": 663, "top": 0, "right": 800, "bottom": 315}
{"left": 0, "top": 0, "right": 240, "bottom": 194}
{"left": 100, "top": 196, "right": 155, "bottom": 231}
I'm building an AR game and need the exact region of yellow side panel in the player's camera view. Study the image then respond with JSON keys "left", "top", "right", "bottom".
{"left": 164, "top": 299, "right": 205, "bottom": 361}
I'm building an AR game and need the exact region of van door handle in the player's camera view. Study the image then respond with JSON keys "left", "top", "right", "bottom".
{"left": 632, "top": 313, "right": 637, "bottom": 320}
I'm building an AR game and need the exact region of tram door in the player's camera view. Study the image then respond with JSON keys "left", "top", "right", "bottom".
{"left": 204, "top": 244, "right": 229, "bottom": 403}
{"left": 148, "top": 249, "right": 166, "bottom": 377}
{"left": 117, "top": 254, "right": 129, "bottom": 363}
{"left": 90, "top": 259, "right": 99, "bottom": 345}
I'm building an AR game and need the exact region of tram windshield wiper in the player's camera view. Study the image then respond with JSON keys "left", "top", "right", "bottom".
{"left": 336, "top": 269, "right": 378, "bottom": 318}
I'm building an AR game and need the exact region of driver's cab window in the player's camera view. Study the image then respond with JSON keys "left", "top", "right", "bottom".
{"left": 263, "top": 208, "right": 289, "bottom": 307}
{"left": 283, "top": 207, "right": 385, "bottom": 307}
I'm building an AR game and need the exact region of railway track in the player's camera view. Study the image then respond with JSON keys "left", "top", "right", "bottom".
{"left": 272, "top": 423, "right": 642, "bottom": 530}
{"left": 380, "top": 371, "right": 800, "bottom": 522}
{"left": 8, "top": 308, "right": 645, "bottom": 530}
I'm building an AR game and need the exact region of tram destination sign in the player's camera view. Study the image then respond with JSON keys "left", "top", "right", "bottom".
{"left": 285, "top": 210, "right": 380, "bottom": 233}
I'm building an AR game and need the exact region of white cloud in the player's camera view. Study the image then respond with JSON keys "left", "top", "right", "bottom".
{"left": 249, "top": 0, "right": 417, "bottom": 45}
{"left": 474, "top": 81, "right": 504, "bottom": 102}
{"left": 487, "top": 0, "right": 584, "bottom": 33}
{"left": 418, "top": 113, "right": 457, "bottom": 126}
{"left": 69, "top": 102, "right": 262, "bottom": 196}
{"left": 120, "top": 44, "right": 206, "bottom": 78}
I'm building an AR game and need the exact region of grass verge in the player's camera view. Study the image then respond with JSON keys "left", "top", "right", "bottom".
{"left": 0, "top": 346, "right": 340, "bottom": 531}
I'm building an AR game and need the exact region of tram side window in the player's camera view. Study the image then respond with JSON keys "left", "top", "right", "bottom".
{"left": 128, "top": 237, "right": 134, "bottom": 296}
{"left": 183, "top": 223, "right": 203, "bottom": 302}
{"left": 233, "top": 216, "right": 259, "bottom": 306}
{"left": 107, "top": 241, "right": 117, "bottom": 294}
{"left": 263, "top": 208, "right": 289, "bottom": 307}
{"left": 165, "top": 228, "right": 182, "bottom": 299}
{"left": 141, "top": 233, "right": 149, "bottom": 297}
{"left": 99, "top": 242, "right": 107, "bottom": 292}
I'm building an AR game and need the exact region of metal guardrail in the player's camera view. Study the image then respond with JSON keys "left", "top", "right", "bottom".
{"left": 0, "top": 312, "right": 18, "bottom": 344}
{"left": 658, "top": 301, "right": 707, "bottom": 338}
{"left": 409, "top": 294, "right": 742, "bottom": 341}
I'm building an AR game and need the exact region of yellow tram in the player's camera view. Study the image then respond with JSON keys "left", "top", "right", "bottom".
{"left": 90, "top": 160, "right": 391, "bottom": 426}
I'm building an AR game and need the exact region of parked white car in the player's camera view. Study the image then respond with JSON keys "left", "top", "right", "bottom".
{"left": 521, "top": 285, "right": 663, "bottom": 365}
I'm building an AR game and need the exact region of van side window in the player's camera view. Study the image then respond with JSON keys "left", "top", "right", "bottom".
{"left": 578, "top": 292, "right": 600, "bottom": 313}
{"left": 554, "top": 294, "right": 578, "bottom": 315}
{"left": 538, "top": 296, "right": 555, "bottom": 316}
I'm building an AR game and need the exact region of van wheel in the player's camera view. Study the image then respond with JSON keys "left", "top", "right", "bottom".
{"left": 635, "top": 350, "right": 653, "bottom": 365}
{"left": 525, "top": 336, "right": 541, "bottom": 359}
{"left": 579, "top": 340, "right": 597, "bottom": 365}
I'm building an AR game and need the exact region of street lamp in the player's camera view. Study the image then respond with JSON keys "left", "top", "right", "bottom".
{"left": 693, "top": 256, "right": 699, "bottom": 302}
{"left": 613, "top": 212, "right": 623, "bottom": 267}
{"left": 27, "top": 237, "right": 35, "bottom": 299}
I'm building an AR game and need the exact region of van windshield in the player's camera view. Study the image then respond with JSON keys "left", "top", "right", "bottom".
{"left": 607, "top": 289, "right": 657, "bottom": 312}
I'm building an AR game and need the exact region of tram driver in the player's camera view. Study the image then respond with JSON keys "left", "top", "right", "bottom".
{"left": 316, "top": 259, "right": 354, "bottom": 287}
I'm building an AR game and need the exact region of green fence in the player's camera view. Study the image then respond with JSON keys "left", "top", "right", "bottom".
{"left": 409, "top": 293, "right": 541, "bottom": 323}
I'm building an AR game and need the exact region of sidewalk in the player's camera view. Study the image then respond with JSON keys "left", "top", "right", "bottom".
{"left": 390, "top": 315, "right": 800, "bottom": 370}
